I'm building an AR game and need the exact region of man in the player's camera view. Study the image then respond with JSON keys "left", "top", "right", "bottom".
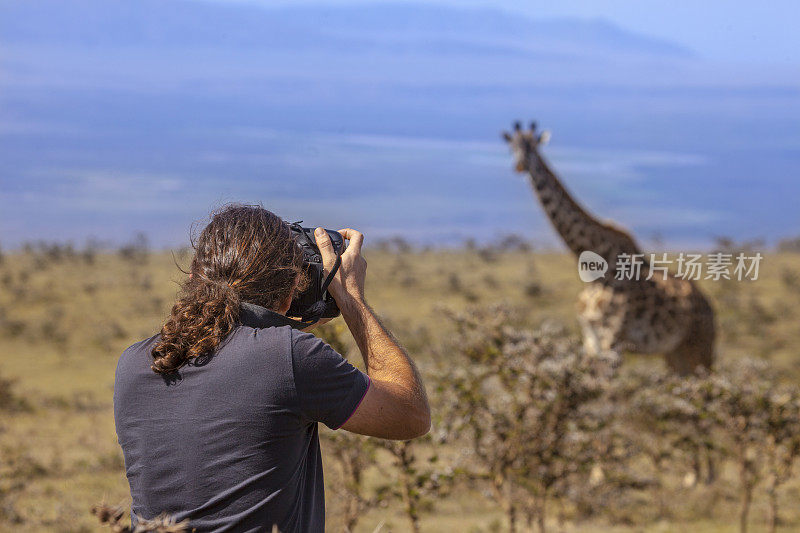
{"left": 114, "top": 204, "right": 430, "bottom": 532}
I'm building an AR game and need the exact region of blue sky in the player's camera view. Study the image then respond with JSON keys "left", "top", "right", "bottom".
{"left": 209, "top": 0, "right": 799, "bottom": 64}
{"left": 2, "top": 0, "right": 798, "bottom": 248}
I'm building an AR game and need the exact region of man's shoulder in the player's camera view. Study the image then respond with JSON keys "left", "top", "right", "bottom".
{"left": 120, "top": 333, "right": 161, "bottom": 362}
{"left": 290, "top": 330, "right": 351, "bottom": 377}
{"left": 226, "top": 323, "right": 295, "bottom": 355}
{"left": 123, "top": 333, "right": 161, "bottom": 355}
{"left": 116, "top": 334, "right": 160, "bottom": 374}
{"left": 289, "top": 329, "right": 337, "bottom": 360}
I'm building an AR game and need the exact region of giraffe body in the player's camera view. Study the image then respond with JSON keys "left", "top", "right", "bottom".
{"left": 504, "top": 122, "right": 715, "bottom": 373}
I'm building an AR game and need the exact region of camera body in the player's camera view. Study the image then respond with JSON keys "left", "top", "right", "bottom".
{"left": 288, "top": 225, "right": 344, "bottom": 322}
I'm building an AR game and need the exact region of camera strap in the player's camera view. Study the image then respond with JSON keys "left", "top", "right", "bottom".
{"left": 290, "top": 253, "right": 342, "bottom": 329}
{"left": 320, "top": 254, "right": 341, "bottom": 296}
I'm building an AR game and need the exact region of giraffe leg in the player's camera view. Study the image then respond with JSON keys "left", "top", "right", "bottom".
{"left": 578, "top": 287, "right": 607, "bottom": 356}
{"left": 664, "top": 290, "right": 715, "bottom": 375}
{"left": 578, "top": 285, "right": 625, "bottom": 365}
{"left": 665, "top": 342, "right": 711, "bottom": 375}
{"left": 578, "top": 312, "right": 624, "bottom": 368}
{"left": 578, "top": 314, "right": 602, "bottom": 356}
{"left": 704, "top": 444, "right": 717, "bottom": 485}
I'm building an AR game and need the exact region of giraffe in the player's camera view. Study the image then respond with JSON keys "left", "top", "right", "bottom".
{"left": 503, "top": 121, "right": 715, "bottom": 374}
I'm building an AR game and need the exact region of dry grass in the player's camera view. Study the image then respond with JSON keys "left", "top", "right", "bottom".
{"left": 92, "top": 503, "right": 190, "bottom": 532}
{"left": 0, "top": 246, "right": 799, "bottom": 531}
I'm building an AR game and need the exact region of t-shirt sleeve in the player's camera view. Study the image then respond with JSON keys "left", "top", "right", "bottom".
{"left": 291, "top": 329, "right": 370, "bottom": 430}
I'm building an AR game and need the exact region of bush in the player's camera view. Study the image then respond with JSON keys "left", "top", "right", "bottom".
{"left": 438, "top": 304, "right": 617, "bottom": 533}
{"left": 0, "top": 372, "right": 29, "bottom": 413}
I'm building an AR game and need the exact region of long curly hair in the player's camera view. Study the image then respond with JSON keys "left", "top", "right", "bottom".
{"left": 151, "top": 204, "right": 307, "bottom": 374}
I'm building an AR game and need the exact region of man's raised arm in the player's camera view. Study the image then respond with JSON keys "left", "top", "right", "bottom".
{"left": 314, "top": 227, "right": 430, "bottom": 440}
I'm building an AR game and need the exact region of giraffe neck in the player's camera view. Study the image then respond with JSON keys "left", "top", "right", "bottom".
{"left": 525, "top": 153, "right": 603, "bottom": 257}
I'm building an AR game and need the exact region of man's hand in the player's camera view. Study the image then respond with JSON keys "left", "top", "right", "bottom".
{"left": 314, "top": 227, "right": 367, "bottom": 309}
{"left": 313, "top": 226, "right": 430, "bottom": 440}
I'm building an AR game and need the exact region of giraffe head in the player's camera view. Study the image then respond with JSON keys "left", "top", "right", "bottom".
{"left": 502, "top": 121, "right": 551, "bottom": 172}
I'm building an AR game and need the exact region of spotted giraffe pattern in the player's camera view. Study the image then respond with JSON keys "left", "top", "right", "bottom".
{"left": 503, "top": 122, "right": 715, "bottom": 374}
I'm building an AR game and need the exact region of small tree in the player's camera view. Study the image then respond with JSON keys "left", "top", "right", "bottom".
{"left": 0, "top": 371, "right": 29, "bottom": 413}
{"left": 119, "top": 232, "right": 150, "bottom": 265}
{"left": 439, "top": 305, "right": 616, "bottom": 533}
{"left": 376, "top": 438, "right": 452, "bottom": 533}
{"left": 763, "top": 383, "right": 800, "bottom": 533}
{"left": 682, "top": 359, "right": 773, "bottom": 533}
{"left": 316, "top": 321, "right": 380, "bottom": 532}
{"left": 321, "top": 429, "right": 379, "bottom": 532}
{"left": 621, "top": 367, "right": 720, "bottom": 518}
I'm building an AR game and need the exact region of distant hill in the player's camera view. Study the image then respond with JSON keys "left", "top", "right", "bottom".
{"left": 0, "top": 0, "right": 693, "bottom": 59}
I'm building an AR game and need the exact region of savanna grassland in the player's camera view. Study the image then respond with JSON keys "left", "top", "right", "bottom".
{"left": 1, "top": 240, "right": 800, "bottom": 532}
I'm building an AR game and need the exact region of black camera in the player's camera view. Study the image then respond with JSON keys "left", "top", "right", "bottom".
{"left": 288, "top": 224, "right": 344, "bottom": 324}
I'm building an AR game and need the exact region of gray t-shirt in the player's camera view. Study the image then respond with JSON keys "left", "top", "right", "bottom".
{"left": 114, "top": 303, "right": 370, "bottom": 532}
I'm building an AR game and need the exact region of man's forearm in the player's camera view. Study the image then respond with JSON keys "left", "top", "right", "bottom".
{"left": 340, "top": 297, "right": 428, "bottom": 409}
{"left": 314, "top": 226, "right": 429, "bottom": 438}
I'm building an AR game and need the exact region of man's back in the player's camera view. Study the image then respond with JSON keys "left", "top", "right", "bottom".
{"left": 114, "top": 208, "right": 428, "bottom": 532}
{"left": 114, "top": 308, "right": 369, "bottom": 532}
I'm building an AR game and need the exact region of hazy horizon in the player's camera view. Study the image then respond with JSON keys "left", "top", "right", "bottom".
{"left": 1, "top": 0, "right": 798, "bottom": 250}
